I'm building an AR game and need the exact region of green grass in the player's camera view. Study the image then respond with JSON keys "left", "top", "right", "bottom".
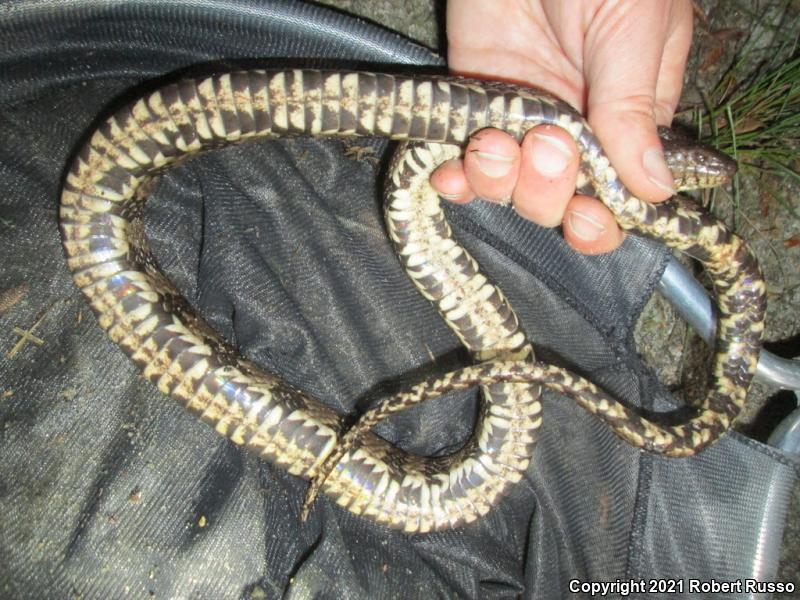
{"left": 682, "top": 6, "right": 800, "bottom": 217}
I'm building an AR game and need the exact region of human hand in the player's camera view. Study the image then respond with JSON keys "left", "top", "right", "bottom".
{"left": 432, "top": 0, "right": 693, "bottom": 254}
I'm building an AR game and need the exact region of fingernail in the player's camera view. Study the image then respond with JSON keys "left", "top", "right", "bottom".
{"left": 531, "top": 132, "right": 572, "bottom": 177}
{"left": 438, "top": 191, "right": 463, "bottom": 201}
{"left": 643, "top": 148, "right": 676, "bottom": 195}
{"left": 471, "top": 150, "right": 514, "bottom": 178}
{"left": 567, "top": 210, "right": 606, "bottom": 241}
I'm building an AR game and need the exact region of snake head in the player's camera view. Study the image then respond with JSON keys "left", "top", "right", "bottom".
{"left": 658, "top": 126, "right": 738, "bottom": 191}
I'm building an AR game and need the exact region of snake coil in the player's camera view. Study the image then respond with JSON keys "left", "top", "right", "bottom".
{"left": 60, "top": 70, "right": 766, "bottom": 532}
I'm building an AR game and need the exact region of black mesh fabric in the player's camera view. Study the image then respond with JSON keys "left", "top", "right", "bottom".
{"left": 0, "top": 1, "right": 797, "bottom": 599}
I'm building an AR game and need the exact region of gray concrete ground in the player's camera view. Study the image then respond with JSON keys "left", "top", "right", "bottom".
{"left": 317, "top": 0, "right": 798, "bottom": 592}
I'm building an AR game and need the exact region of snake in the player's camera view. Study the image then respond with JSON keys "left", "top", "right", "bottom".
{"left": 59, "top": 69, "right": 766, "bottom": 533}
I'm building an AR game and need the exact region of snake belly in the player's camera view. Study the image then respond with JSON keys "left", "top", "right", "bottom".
{"left": 59, "top": 69, "right": 766, "bottom": 533}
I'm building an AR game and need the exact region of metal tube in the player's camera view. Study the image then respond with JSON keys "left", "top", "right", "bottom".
{"left": 657, "top": 257, "right": 800, "bottom": 390}
{"left": 767, "top": 403, "right": 800, "bottom": 454}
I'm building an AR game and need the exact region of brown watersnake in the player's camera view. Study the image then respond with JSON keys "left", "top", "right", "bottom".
{"left": 59, "top": 69, "right": 766, "bottom": 533}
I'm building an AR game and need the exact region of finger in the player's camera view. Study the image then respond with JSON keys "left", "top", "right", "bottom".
{"left": 583, "top": 1, "right": 685, "bottom": 202}
{"left": 430, "top": 158, "right": 476, "bottom": 204}
{"left": 462, "top": 129, "right": 521, "bottom": 204}
{"left": 563, "top": 195, "right": 624, "bottom": 255}
{"left": 512, "top": 124, "right": 580, "bottom": 227}
{"left": 654, "top": 2, "right": 693, "bottom": 124}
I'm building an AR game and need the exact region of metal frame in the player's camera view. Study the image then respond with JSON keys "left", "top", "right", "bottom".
{"left": 659, "top": 257, "right": 800, "bottom": 390}
{"left": 659, "top": 258, "right": 800, "bottom": 454}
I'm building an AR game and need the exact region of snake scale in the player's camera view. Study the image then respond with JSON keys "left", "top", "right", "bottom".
{"left": 59, "top": 69, "right": 766, "bottom": 533}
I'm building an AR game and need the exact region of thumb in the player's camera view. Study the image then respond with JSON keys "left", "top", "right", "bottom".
{"left": 583, "top": 1, "right": 692, "bottom": 202}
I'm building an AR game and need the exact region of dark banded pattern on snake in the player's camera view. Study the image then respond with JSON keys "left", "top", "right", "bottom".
{"left": 59, "top": 69, "right": 766, "bottom": 533}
